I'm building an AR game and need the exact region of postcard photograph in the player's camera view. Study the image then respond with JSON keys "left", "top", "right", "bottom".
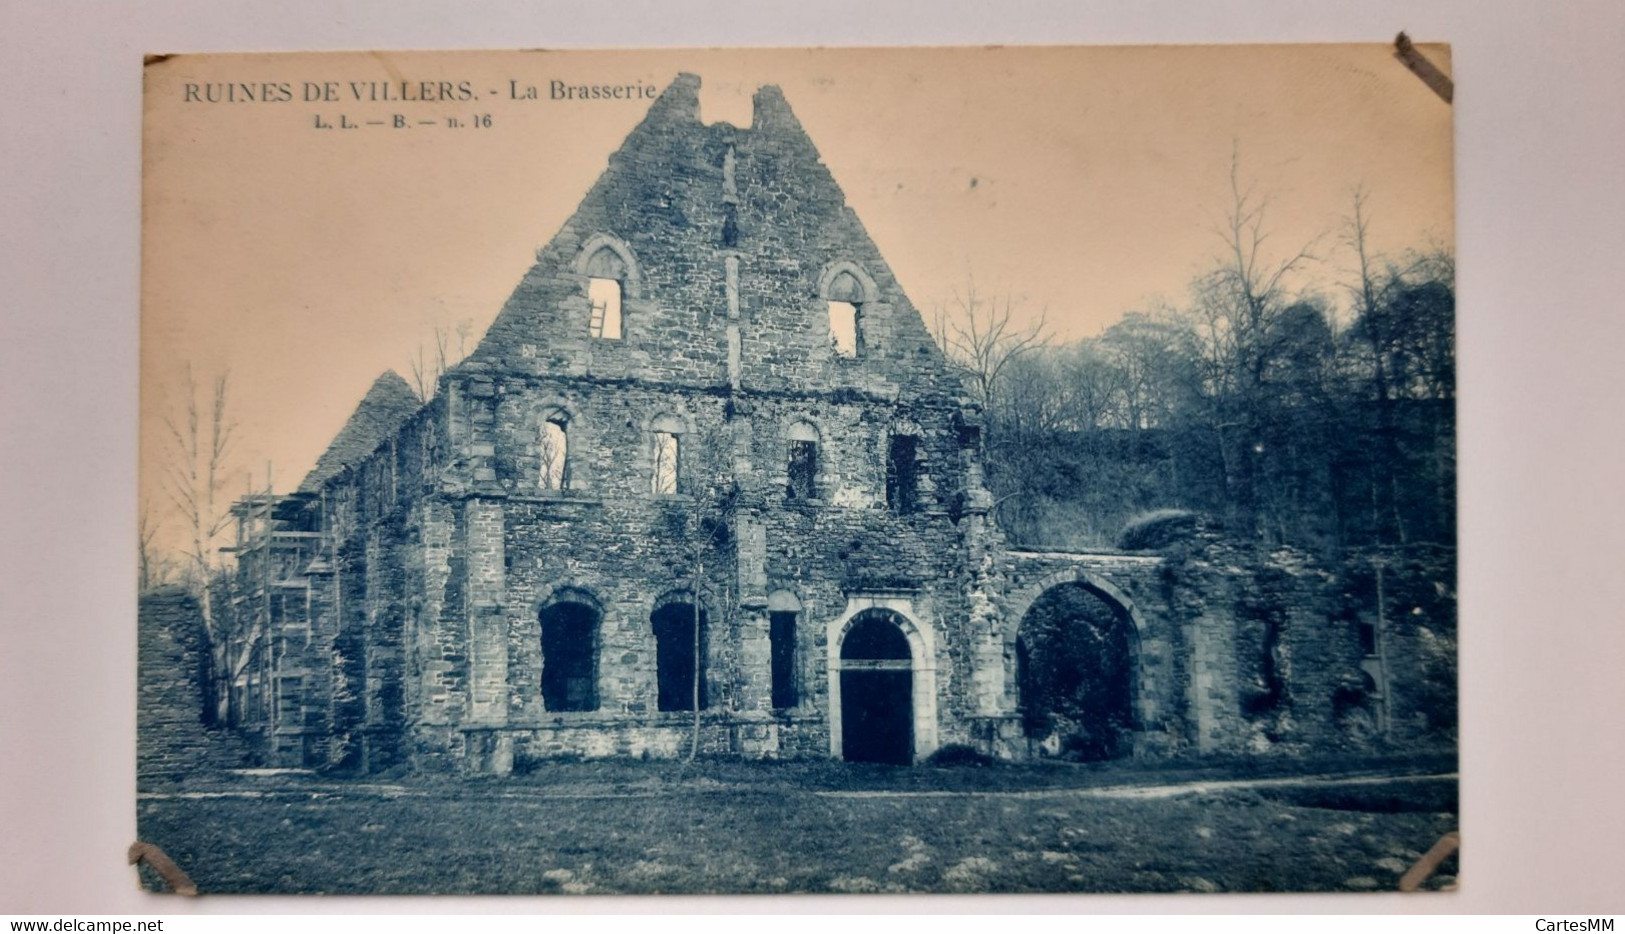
{"left": 136, "top": 44, "right": 1458, "bottom": 896}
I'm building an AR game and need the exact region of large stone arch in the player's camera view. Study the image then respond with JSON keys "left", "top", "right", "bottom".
{"left": 825, "top": 594, "right": 938, "bottom": 763}
{"left": 1002, "top": 567, "right": 1148, "bottom": 647}
{"left": 1002, "top": 567, "right": 1151, "bottom": 755}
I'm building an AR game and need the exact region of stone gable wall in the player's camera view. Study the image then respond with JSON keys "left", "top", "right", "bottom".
{"left": 462, "top": 75, "right": 968, "bottom": 405}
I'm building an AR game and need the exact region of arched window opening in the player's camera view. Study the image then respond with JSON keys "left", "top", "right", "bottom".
{"left": 652, "top": 600, "right": 708, "bottom": 712}
{"left": 826, "top": 269, "right": 864, "bottom": 357}
{"left": 540, "top": 413, "right": 569, "bottom": 491}
{"left": 588, "top": 277, "right": 623, "bottom": 340}
{"left": 652, "top": 432, "right": 679, "bottom": 494}
{"left": 886, "top": 433, "right": 920, "bottom": 514}
{"left": 767, "top": 590, "right": 802, "bottom": 710}
{"left": 829, "top": 302, "right": 859, "bottom": 357}
{"left": 650, "top": 413, "right": 684, "bottom": 495}
{"left": 786, "top": 421, "right": 818, "bottom": 500}
{"left": 541, "top": 600, "right": 599, "bottom": 712}
{"left": 583, "top": 245, "right": 628, "bottom": 340}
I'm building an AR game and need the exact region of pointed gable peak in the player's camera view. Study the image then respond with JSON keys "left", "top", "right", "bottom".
{"left": 297, "top": 371, "right": 421, "bottom": 493}
{"left": 371, "top": 369, "right": 412, "bottom": 390}
{"left": 351, "top": 371, "right": 418, "bottom": 416}
{"left": 618, "top": 74, "right": 801, "bottom": 141}
{"left": 750, "top": 83, "right": 795, "bottom": 131}
{"left": 666, "top": 72, "right": 702, "bottom": 108}
{"left": 634, "top": 72, "right": 701, "bottom": 128}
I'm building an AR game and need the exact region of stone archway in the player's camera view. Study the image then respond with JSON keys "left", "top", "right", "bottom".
{"left": 838, "top": 611, "right": 913, "bottom": 764}
{"left": 827, "top": 596, "right": 938, "bottom": 763}
{"left": 1010, "top": 575, "right": 1142, "bottom": 761}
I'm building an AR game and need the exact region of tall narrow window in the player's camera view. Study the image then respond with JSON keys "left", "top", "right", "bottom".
{"left": 788, "top": 441, "right": 817, "bottom": 498}
{"left": 829, "top": 301, "right": 858, "bottom": 357}
{"left": 588, "top": 277, "right": 622, "bottom": 340}
{"left": 583, "top": 244, "right": 629, "bottom": 340}
{"left": 767, "top": 591, "right": 801, "bottom": 710}
{"left": 825, "top": 268, "right": 866, "bottom": 357}
{"left": 653, "top": 600, "right": 707, "bottom": 711}
{"left": 539, "top": 414, "right": 569, "bottom": 491}
{"left": 770, "top": 611, "right": 797, "bottom": 709}
{"left": 886, "top": 433, "right": 920, "bottom": 514}
{"left": 1359, "top": 620, "right": 1378, "bottom": 657}
{"left": 650, "top": 414, "right": 684, "bottom": 495}
{"left": 652, "top": 432, "right": 678, "bottom": 494}
{"left": 786, "top": 421, "right": 819, "bottom": 500}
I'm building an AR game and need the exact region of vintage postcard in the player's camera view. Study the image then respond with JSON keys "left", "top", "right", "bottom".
{"left": 137, "top": 45, "right": 1457, "bottom": 895}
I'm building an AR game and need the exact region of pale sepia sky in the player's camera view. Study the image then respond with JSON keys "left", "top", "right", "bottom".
{"left": 141, "top": 44, "right": 1453, "bottom": 517}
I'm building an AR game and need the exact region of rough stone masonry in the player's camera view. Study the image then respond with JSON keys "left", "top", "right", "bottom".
{"left": 146, "top": 74, "right": 1453, "bottom": 777}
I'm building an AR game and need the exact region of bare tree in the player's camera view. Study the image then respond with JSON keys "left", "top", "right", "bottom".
{"left": 1199, "top": 149, "right": 1324, "bottom": 386}
{"left": 1188, "top": 149, "right": 1325, "bottom": 539}
{"left": 1345, "top": 186, "right": 1380, "bottom": 332}
{"left": 407, "top": 318, "right": 476, "bottom": 402}
{"left": 934, "top": 281, "right": 1051, "bottom": 421}
{"left": 137, "top": 498, "right": 176, "bottom": 593}
{"left": 1344, "top": 186, "right": 1402, "bottom": 543}
{"left": 656, "top": 422, "right": 739, "bottom": 763}
{"left": 1098, "top": 309, "right": 1202, "bottom": 432}
{"left": 931, "top": 281, "right": 1053, "bottom": 541}
{"left": 1342, "top": 189, "right": 1457, "bottom": 545}
{"left": 160, "top": 364, "right": 239, "bottom": 721}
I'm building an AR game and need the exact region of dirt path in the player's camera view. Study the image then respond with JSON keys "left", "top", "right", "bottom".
{"left": 812, "top": 770, "right": 1458, "bottom": 800}
{"left": 139, "top": 769, "right": 1455, "bottom": 802}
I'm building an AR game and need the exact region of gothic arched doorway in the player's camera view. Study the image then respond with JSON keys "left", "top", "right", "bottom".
{"left": 839, "top": 610, "right": 913, "bottom": 764}
{"left": 1016, "top": 582, "right": 1136, "bottom": 761}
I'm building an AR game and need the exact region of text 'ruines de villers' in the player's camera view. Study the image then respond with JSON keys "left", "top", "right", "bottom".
{"left": 181, "top": 79, "right": 664, "bottom": 104}
{"left": 182, "top": 81, "right": 478, "bottom": 103}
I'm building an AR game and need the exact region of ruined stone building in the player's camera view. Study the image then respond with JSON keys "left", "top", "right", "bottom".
{"left": 193, "top": 74, "right": 1453, "bottom": 776}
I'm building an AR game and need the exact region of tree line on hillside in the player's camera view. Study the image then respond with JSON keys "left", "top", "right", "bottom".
{"left": 938, "top": 180, "right": 1455, "bottom": 557}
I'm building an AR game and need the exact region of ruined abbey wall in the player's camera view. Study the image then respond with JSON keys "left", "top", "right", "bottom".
{"left": 152, "top": 74, "right": 1455, "bottom": 779}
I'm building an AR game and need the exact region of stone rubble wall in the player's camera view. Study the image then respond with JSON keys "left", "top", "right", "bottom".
{"left": 137, "top": 588, "right": 255, "bottom": 786}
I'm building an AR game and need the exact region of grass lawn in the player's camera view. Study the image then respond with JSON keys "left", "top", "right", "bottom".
{"left": 136, "top": 758, "right": 1458, "bottom": 895}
